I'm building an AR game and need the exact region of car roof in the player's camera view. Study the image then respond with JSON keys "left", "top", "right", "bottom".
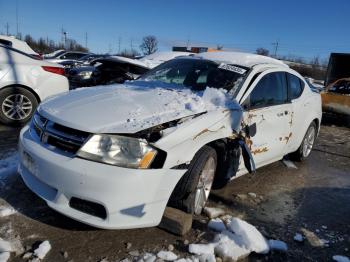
{"left": 0, "top": 35, "right": 38, "bottom": 55}
{"left": 194, "top": 51, "right": 288, "bottom": 68}
{"left": 0, "top": 44, "right": 40, "bottom": 60}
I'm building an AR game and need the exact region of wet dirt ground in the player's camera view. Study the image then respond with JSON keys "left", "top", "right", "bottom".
{"left": 0, "top": 116, "right": 349, "bottom": 262}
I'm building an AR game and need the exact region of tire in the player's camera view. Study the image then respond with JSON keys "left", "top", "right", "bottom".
{"left": 168, "top": 146, "right": 217, "bottom": 215}
{"left": 0, "top": 87, "right": 38, "bottom": 126}
{"left": 290, "top": 122, "right": 317, "bottom": 161}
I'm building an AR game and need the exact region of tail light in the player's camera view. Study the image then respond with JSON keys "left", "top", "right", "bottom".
{"left": 42, "top": 66, "right": 65, "bottom": 76}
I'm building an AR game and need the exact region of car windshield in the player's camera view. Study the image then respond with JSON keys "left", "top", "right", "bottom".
{"left": 138, "top": 58, "right": 248, "bottom": 95}
{"left": 0, "top": 44, "right": 41, "bottom": 60}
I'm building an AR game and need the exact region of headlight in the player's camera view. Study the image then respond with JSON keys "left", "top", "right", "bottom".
{"left": 78, "top": 71, "right": 93, "bottom": 79}
{"left": 76, "top": 134, "right": 157, "bottom": 169}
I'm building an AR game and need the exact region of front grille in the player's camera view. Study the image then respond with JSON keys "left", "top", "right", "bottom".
{"left": 31, "top": 113, "right": 90, "bottom": 154}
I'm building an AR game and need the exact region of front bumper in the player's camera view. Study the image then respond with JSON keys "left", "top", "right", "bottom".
{"left": 18, "top": 126, "right": 186, "bottom": 229}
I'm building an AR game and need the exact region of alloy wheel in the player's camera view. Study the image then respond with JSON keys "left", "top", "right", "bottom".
{"left": 302, "top": 125, "right": 316, "bottom": 157}
{"left": 194, "top": 156, "right": 216, "bottom": 215}
{"left": 1, "top": 94, "right": 33, "bottom": 120}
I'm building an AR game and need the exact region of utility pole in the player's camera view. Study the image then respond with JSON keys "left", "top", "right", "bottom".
{"left": 85, "top": 32, "right": 88, "bottom": 49}
{"left": 272, "top": 40, "right": 279, "bottom": 58}
{"left": 16, "top": 0, "right": 19, "bottom": 37}
{"left": 118, "top": 36, "right": 121, "bottom": 54}
{"left": 64, "top": 31, "right": 67, "bottom": 48}
{"left": 130, "top": 38, "right": 133, "bottom": 50}
{"left": 186, "top": 36, "right": 190, "bottom": 49}
{"left": 5, "top": 22, "right": 9, "bottom": 35}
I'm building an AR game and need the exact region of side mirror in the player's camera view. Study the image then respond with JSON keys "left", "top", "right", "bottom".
{"left": 245, "top": 122, "right": 257, "bottom": 137}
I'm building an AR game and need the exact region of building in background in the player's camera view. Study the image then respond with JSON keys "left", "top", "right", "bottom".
{"left": 172, "top": 46, "right": 220, "bottom": 53}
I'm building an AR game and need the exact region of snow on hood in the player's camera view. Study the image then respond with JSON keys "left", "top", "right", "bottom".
{"left": 39, "top": 82, "right": 242, "bottom": 134}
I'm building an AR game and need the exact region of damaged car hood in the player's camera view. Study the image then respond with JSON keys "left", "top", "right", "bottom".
{"left": 39, "top": 83, "right": 242, "bottom": 134}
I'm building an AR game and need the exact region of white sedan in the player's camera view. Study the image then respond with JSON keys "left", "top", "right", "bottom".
{"left": 0, "top": 45, "right": 69, "bottom": 125}
{"left": 18, "top": 51, "right": 321, "bottom": 229}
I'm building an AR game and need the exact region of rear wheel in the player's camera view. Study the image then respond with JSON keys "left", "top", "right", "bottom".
{"left": 0, "top": 87, "right": 38, "bottom": 126}
{"left": 168, "top": 146, "right": 217, "bottom": 214}
{"left": 290, "top": 122, "right": 317, "bottom": 161}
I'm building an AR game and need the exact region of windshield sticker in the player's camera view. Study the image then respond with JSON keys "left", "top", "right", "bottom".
{"left": 218, "top": 63, "right": 247, "bottom": 74}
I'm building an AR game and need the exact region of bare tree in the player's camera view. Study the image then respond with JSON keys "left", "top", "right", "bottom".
{"left": 256, "top": 48, "right": 269, "bottom": 56}
{"left": 140, "top": 35, "right": 158, "bottom": 55}
{"left": 118, "top": 48, "right": 140, "bottom": 58}
{"left": 310, "top": 56, "right": 320, "bottom": 67}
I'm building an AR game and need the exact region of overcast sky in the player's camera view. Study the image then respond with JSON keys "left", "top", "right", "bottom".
{"left": 0, "top": 0, "right": 349, "bottom": 60}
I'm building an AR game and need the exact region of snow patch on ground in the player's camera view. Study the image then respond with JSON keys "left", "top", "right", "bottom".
{"left": 188, "top": 244, "right": 215, "bottom": 255}
{"left": 293, "top": 233, "right": 303, "bottom": 242}
{"left": 208, "top": 218, "right": 226, "bottom": 232}
{"left": 0, "top": 252, "right": 10, "bottom": 262}
{"left": 0, "top": 207, "right": 16, "bottom": 218}
{"left": 282, "top": 159, "right": 298, "bottom": 169}
{"left": 189, "top": 217, "right": 269, "bottom": 261}
{"left": 333, "top": 255, "right": 350, "bottom": 262}
{"left": 33, "top": 240, "right": 51, "bottom": 260}
{"left": 156, "top": 250, "right": 178, "bottom": 261}
{"left": 0, "top": 239, "right": 12, "bottom": 253}
{"left": 268, "top": 239, "right": 288, "bottom": 252}
{"left": 227, "top": 218, "right": 269, "bottom": 254}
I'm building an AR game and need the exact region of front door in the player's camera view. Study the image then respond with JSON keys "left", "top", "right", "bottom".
{"left": 240, "top": 71, "right": 292, "bottom": 168}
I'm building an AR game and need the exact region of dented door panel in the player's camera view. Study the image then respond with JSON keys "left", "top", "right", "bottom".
{"left": 241, "top": 103, "right": 292, "bottom": 169}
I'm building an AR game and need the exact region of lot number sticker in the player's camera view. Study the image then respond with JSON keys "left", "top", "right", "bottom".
{"left": 218, "top": 63, "right": 247, "bottom": 74}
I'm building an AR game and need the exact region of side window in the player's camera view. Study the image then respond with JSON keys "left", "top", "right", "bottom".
{"left": 243, "top": 72, "right": 288, "bottom": 109}
{"left": 0, "top": 39, "right": 12, "bottom": 46}
{"left": 287, "top": 73, "right": 304, "bottom": 99}
{"left": 62, "top": 53, "right": 81, "bottom": 59}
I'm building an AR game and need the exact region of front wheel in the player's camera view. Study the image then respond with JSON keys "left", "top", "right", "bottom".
{"left": 0, "top": 87, "right": 38, "bottom": 126}
{"left": 168, "top": 146, "right": 217, "bottom": 215}
{"left": 290, "top": 122, "right": 317, "bottom": 161}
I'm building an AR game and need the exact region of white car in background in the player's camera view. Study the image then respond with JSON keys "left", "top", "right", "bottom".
{"left": 18, "top": 51, "right": 321, "bottom": 229}
{"left": 140, "top": 51, "right": 193, "bottom": 68}
{"left": 0, "top": 45, "right": 69, "bottom": 125}
{"left": 0, "top": 35, "right": 40, "bottom": 58}
{"left": 45, "top": 51, "right": 91, "bottom": 64}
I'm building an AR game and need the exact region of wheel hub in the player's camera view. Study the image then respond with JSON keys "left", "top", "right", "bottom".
{"left": 1, "top": 94, "right": 33, "bottom": 121}
{"left": 194, "top": 156, "right": 216, "bottom": 215}
{"left": 302, "top": 126, "right": 316, "bottom": 157}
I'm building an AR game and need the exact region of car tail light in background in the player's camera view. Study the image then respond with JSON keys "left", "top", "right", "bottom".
{"left": 42, "top": 66, "right": 65, "bottom": 76}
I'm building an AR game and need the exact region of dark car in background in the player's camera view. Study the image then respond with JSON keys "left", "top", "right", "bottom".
{"left": 60, "top": 54, "right": 109, "bottom": 70}
{"left": 67, "top": 56, "right": 150, "bottom": 88}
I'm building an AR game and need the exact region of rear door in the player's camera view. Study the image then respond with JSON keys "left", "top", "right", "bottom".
{"left": 240, "top": 71, "right": 292, "bottom": 168}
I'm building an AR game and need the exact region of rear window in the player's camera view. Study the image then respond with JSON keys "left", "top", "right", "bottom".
{"left": 0, "top": 39, "right": 12, "bottom": 46}
{"left": 0, "top": 44, "right": 40, "bottom": 60}
{"left": 287, "top": 73, "right": 304, "bottom": 99}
